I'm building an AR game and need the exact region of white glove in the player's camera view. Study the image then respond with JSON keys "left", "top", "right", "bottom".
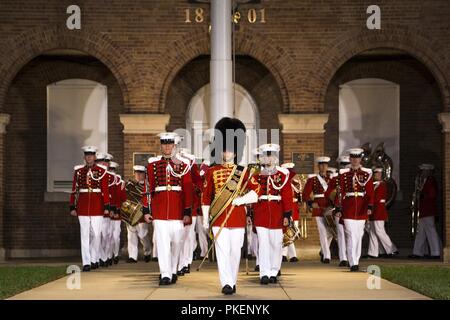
{"left": 202, "top": 205, "right": 210, "bottom": 229}
{"left": 294, "top": 220, "right": 299, "bottom": 228}
{"left": 232, "top": 190, "right": 258, "bottom": 207}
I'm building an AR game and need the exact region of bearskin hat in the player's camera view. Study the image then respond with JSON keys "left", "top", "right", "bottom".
{"left": 213, "top": 117, "right": 247, "bottom": 164}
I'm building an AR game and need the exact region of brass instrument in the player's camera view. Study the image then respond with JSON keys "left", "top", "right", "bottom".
{"left": 411, "top": 172, "right": 424, "bottom": 237}
{"left": 120, "top": 180, "right": 144, "bottom": 226}
{"left": 323, "top": 206, "right": 338, "bottom": 239}
{"left": 292, "top": 173, "right": 309, "bottom": 239}
{"left": 283, "top": 218, "right": 301, "bottom": 247}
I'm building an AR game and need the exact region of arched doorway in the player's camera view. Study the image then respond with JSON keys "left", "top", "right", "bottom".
{"left": 186, "top": 83, "right": 259, "bottom": 164}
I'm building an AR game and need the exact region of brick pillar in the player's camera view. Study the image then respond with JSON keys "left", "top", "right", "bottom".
{"left": 0, "top": 114, "right": 10, "bottom": 261}
{"left": 278, "top": 114, "right": 329, "bottom": 257}
{"left": 119, "top": 114, "right": 170, "bottom": 180}
{"left": 438, "top": 113, "right": 450, "bottom": 262}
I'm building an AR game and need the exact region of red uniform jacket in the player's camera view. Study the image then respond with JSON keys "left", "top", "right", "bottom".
{"left": 419, "top": 176, "right": 438, "bottom": 218}
{"left": 142, "top": 155, "right": 193, "bottom": 220}
{"left": 69, "top": 164, "right": 110, "bottom": 216}
{"left": 253, "top": 167, "right": 293, "bottom": 229}
{"left": 106, "top": 172, "right": 118, "bottom": 218}
{"left": 202, "top": 164, "right": 260, "bottom": 228}
{"left": 288, "top": 169, "right": 300, "bottom": 221}
{"left": 191, "top": 164, "right": 203, "bottom": 217}
{"left": 111, "top": 175, "right": 126, "bottom": 221}
{"left": 302, "top": 174, "right": 332, "bottom": 217}
{"left": 370, "top": 181, "right": 388, "bottom": 221}
{"left": 336, "top": 167, "right": 374, "bottom": 220}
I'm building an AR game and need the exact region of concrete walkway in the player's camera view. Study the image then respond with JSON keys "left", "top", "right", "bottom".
{"left": 8, "top": 259, "right": 429, "bottom": 300}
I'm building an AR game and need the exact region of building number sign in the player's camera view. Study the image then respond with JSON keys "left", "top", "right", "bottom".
{"left": 184, "top": 8, "right": 266, "bottom": 24}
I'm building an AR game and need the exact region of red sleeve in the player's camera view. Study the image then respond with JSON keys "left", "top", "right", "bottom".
{"left": 379, "top": 183, "right": 387, "bottom": 203}
{"left": 325, "top": 177, "right": 336, "bottom": 201}
{"left": 142, "top": 163, "right": 154, "bottom": 209}
{"left": 191, "top": 164, "right": 203, "bottom": 189}
{"left": 366, "top": 177, "right": 374, "bottom": 207}
{"left": 201, "top": 168, "right": 214, "bottom": 206}
{"left": 182, "top": 170, "right": 193, "bottom": 210}
{"left": 244, "top": 170, "right": 261, "bottom": 196}
{"left": 281, "top": 180, "right": 294, "bottom": 213}
{"left": 302, "top": 178, "right": 313, "bottom": 203}
{"left": 101, "top": 170, "right": 110, "bottom": 208}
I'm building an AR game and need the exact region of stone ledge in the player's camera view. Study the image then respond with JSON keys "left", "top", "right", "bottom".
{"left": 44, "top": 192, "right": 70, "bottom": 203}
{"left": 438, "top": 113, "right": 450, "bottom": 133}
{"left": 119, "top": 114, "right": 170, "bottom": 134}
{"left": 278, "top": 113, "right": 329, "bottom": 134}
{"left": 0, "top": 113, "right": 10, "bottom": 134}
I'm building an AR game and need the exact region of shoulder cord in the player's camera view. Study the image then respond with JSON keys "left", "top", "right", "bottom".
{"left": 352, "top": 170, "right": 373, "bottom": 187}
{"left": 268, "top": 171, "right": 289, "bottom": 191}
{"left": 166, "top": 159, "right": 194, "bottom": 178}
{"left": 87, "top": 167, "right": 108, "bottom": 182}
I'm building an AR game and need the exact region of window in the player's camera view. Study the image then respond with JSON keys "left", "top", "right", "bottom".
{"left": 47, "top": 79, "right": 108, "bottom": 192}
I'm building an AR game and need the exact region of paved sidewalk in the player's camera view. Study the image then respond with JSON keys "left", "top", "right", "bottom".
{"left": 8, "top": 259, "right": 429, "bottom": 300}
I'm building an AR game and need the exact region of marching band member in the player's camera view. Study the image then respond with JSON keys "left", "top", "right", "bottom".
{"left": 410, "top": 164, "right": 442, "bottom": 259}
{"left": 367, "top": 167, "right": 398, "bottom": 258}
{"left": 253, "top": 144, "right": 293, "bottom": 284}
{"left": 177, "top": 148, "right": 200, "bottom": 275}
{"left": 125, "top": 165, "right": 152, "bottom": 263}
{"left": 202, "top": 117, "right": 260, "bottom": 295}
{"left": 281, "top": 162, "right": 300, "bottom": 263}
{"left": 142, "top": 132, "right": 193, "bottom": 286}
{"left": 325, "top": 156, "right": 349, "bottom": 267}
{"left": 109, "top": 161, "right": 125, "bottom": 264}
{"left": 69, "top": 146, "right": 110, "bottom": 271}
{"left": 302, "top": 157, "right": 333, "bottom": 263}
{"left": 334, "top": 148, "right": 374, "bottom": 271}
{"left": 196, "top": 160, "right": 210, "bottom": 260}
{"left": 95, "top": 152, "right": 114, "bottom": 268}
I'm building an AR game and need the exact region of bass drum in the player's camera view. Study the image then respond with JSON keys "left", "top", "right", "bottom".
{"left": 120, "top": 200, "right": 144, "bottom": 226}
{"left": 283, "top": 222, "right": 301, "bottom": 247}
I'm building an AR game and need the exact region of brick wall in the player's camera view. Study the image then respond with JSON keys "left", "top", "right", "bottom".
{"left": 324, "top": 56, "right": 443, "bottom": 249}
{"left": 3, "top": 56, "right": 124, "bottom": 253}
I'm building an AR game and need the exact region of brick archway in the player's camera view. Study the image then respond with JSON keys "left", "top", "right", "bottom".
{"left": 0, "top": 26, "right": 145, "bottom": 112}
{"left": 299, "top": 24, "right": 450, "bottom": 112}
{"left": 157, "top": 27, "right": 294, "bottom": 113}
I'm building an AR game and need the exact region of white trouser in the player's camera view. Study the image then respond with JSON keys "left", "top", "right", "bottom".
{"left": 256, "top": 227, "right": 283, "bottom": 278}
{"left": 152, "top": 221, "right": 158, "bottom": 258}
{"left": 251, "top": 230, "right": 259, "bottom": 265}
{"left": 344, "top": 219, "right": 366, "bottom": 267}
{"left": 78, "top": 216, "right": 103, "bottom": 266}
{"left": 212, "top": 227, "right": 245, "bottom": 288}
{"left": 111, "top": 220, "right": 122, "bottom": 257}
{"left": 316, "top": 217, "right": 333, "bottom": 260}
{"left": 127, "top": 223, "right": 152, "bottom": 260}
{"left": 179, "top": 217, "right": 197, "bottom": 269}
{"left": 368, "top": 220, "right": 397, "bottom": 257}
{"left": 246, "top": 225, "right": 253, "bottom": 253}
{"left": 100, "top": 217, "right": 112, "bottom": 262}
{"left": 154, "top": 219, "right": 184, "bottom": 279}
{"left": 196, "top": 216, "right": 208, "bottom": 257}
{"left": 335, "top": 217, "right": 347, "bottom": 262}
{"left": 413, "top": 216, "right": 442, "bottom": 257}
{"left": 282, "top": 221, "right": 298, "bottom": 259}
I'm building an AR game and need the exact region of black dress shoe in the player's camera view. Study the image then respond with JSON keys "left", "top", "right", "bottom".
{"left": 260, "top": 276, "right": 269, "bottom": 285}
{"left": 233, "top": 285, "right": 236, "bottom": 293}
{"left": 113, "top": 256, "right": 119, "bottom": 264}
{"left": 339, "top": 260, "right": 349, "bottom": 267}
{"left": 159, "top": 277, "right": 171, "bottom": 286}
{"left": 183, "top": 266, "right": 190, "bottom": 274}
{"left": 323, "top": 258, "right": 330, "bottom": 264}
{"left": 361, "top": 255, "right": 369, "bottom": 259}
{"left": 277, "top": 270, "right": 281, "bottom": 276}
{"left": 144, "top": 255, "right": 151, "bottom": 263}
{"left": 289, "top": 257, "right": 299, "bottom": 262}
{"left": 177, "top": 270, "right": 185, "bottom": 276}
{"left": 408, "top": 254, "right": 423, "bottom": 259}
{"left": 82, "top": 265, "right": 91, "bottom": 272}
{"left": 254, "top": 265, "right": 260, "bottom": 272}
{"left": 99, "top": 260, "right": 105, "bottom": 267}
{"left": 151, "top": 257, "right": 158, "bottom": 262}
{"left": 171, "top": 274, "right": 178, "bottom": 284}
{"left": 428, "top": 255, "right": 441, "bottom": 260}
{"left": 282, "top": 256, "right": 288, "bottom": 262}
{"left": 319, "top": 251, "right": 324, "bottom": 262}
{"left": 127, "top": 258, "right": 138, "bottom": 263}
{"left": 350, "top": 265, "right": 359, "bottom": 272}
{"left": 222, "top": 285, "right": 233, "bottom": 295}
{"left": 108, "top": 258, "right": 113, "bottom": 266}
{"left": 269, "top": 276, "right": 277, "bottom": 284}
{"left": 91, "top": 262, "right": 99, "bottom": 270}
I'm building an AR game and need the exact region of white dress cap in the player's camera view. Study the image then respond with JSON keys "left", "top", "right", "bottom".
{"left": 157, "top": 132, "right": 179, "bottom": 142}
{"left": 109, "top": 161, "right": 119, "bottom": 169}
{"left": 133, "top": 165, "right": 146, "bottom": 172}
{"left": 419, "top": 163, "right": 434, "bottom": 170}
{"left": 347, "top": 148, "right": 364, "bottom": 157}
{"left": 81, "top": 146, "right": 98, "bottom": 153}
{"left": 259, "top": 143, "right": 280, "bottom": 153}
{"left": 95, "top": 152, "right": 106, "bottom": 160}
{"left": 338, "top": 155, "right": 350, "bottom": 163}
{"left": 281, "top": 162, "right": 295, "bottom": 169}
{"left": 316, "top": 156, "right": 331, "bottom": 163}
{"left": 105, "top": 153, "right": 114, "bottom": 161}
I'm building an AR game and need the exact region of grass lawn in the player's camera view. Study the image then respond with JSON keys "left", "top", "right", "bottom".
{"left": 0, "top": 265, "right": 67, "bottom": 299}
{"left": 380, "top": 265, "right": 450, "bottom": 300}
